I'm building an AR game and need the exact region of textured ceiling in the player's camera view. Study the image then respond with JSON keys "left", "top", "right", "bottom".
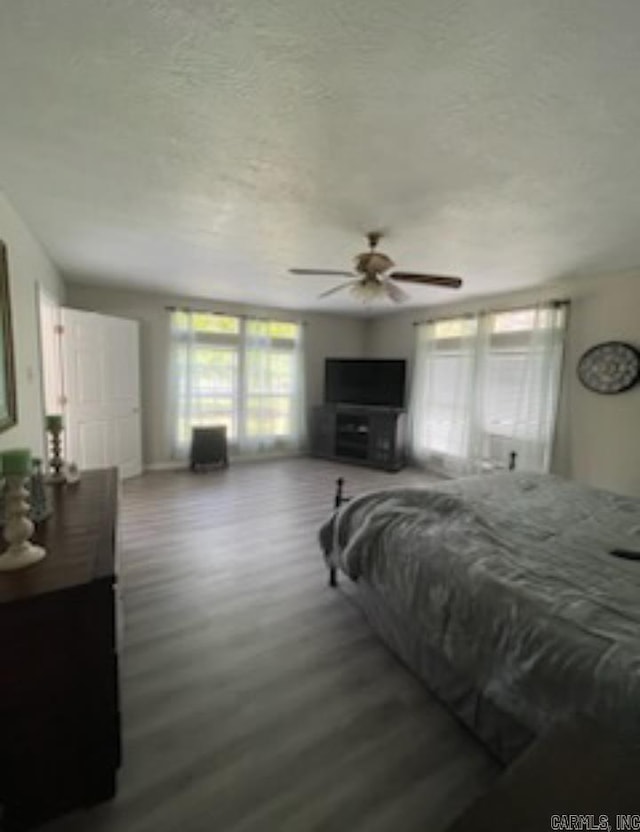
{"left": 2, "top": 0, "right": 640, "bottom": 313}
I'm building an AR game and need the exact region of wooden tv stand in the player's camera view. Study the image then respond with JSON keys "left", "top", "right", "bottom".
{"left": 0, "top": 469, "right": 121, "bottom": 831}
{"left": 310, "top": 405, "right": 406, "bottom": 471}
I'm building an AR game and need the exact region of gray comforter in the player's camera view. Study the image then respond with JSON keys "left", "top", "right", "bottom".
{"left": 320, "top": 473, "right": 640, "bottom": 736}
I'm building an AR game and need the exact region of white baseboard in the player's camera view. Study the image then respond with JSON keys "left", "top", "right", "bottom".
{"left": 230, "top": 450, "right": 306, "bottom": 465}
{"left": 144, "top": 450, "right": 306, "bottom": 473}
{"left": 144, "top": 461, "right": 185, "bottom": 472}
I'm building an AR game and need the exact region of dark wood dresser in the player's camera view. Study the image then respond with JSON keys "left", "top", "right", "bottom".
{"left": 0, "top": 469, "right": 121, "bottom": 831}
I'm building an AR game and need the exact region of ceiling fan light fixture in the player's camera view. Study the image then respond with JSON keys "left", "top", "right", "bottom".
{"left": 355, "top": 251, "right": 394, "bottom": 275}
{"left": 349, "top": 280, "right": 385, "bottom": 302}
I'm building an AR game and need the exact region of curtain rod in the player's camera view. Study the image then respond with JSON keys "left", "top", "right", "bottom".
{"left": 412, "top": 298, "right": 570, "bottom": 326}
{"left": 165, "top": 306, "right": 307, "bottom": 326}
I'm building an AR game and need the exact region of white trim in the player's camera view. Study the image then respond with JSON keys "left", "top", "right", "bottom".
{"left": 144, "top": 461, "right": 185, "bottom": 472}
{"left": 230, "top": 450, "right": 306, "bottom": 465}
{"left": 144, "top": 450, "right": 306, "bottom": 473}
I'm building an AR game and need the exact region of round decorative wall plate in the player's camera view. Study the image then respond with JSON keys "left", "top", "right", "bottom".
{"left": 577, "top": 341, "right": 640, "bottom": 394}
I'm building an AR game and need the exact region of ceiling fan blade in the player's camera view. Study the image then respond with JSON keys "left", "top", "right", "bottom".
{"left": 318, "top": 280, "right": 356, "bottom": 299}
{"left": 390, "top": 272, "right": 463, "bottom": 289}
{"left": 383, "top": 279, "right": 409, "bottom": 304}
{"left": 290, "top": 268, "right": 355, "bottom": 277}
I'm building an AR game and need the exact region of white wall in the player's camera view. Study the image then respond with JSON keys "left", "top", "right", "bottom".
{"left": 563, "top": 275, "right": 640, "bottom": 496}
{"left": 0, "top": 194, "right": 65, "bottom": 457}
{"left": 366, "top": 272, "right": 640, "bottom": 497}
{"left": 66, "top": 283, "right": 367, "bottom": 466}
{"left": 65, "top": 272, "right": 640, "bottom": 496}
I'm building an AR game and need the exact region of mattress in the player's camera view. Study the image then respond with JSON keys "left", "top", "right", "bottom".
{"left": 319, "top": 473, "right": 640, "bottom": 740}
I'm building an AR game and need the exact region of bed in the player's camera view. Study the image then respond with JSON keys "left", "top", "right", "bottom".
{"left": 319, "top": 473, "right": 640, "bottom": 762}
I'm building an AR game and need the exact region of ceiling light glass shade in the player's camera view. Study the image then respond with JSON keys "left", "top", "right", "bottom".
{"left": 349, "top": 280, "right": 385, "bottom": 302}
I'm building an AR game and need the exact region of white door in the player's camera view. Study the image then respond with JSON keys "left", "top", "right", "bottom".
{"left": 61, "top": 308, "right": 142, "bottom": 478}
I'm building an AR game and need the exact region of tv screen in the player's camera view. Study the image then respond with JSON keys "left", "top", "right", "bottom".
{"left": 325, "top": 359, "right": 406, "bottom": 408}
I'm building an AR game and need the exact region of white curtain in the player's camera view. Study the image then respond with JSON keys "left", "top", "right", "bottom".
{"left": 410, "top": 303, "right": 567, "bottom": 475}
{"left": 168, "top": 310, "right": 306, "bottom": 460}
{"left": 168, "top": 310, "right": 196, "bottom": 460}
{"left": 168, "top": 310, "right": 240, "bottom": 459}
{"left": 239, "top": 319, "right": 306, "bottom": 455}
{"left": 474, "top": 304, "right": 567, "bottom": 472}
{"left": 409, "top": 316, "right": 479, "bottom": 476}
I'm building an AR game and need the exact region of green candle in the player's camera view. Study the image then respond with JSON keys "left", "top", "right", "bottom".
{"left": 46, "top": 414, "right": 63, "bottom": 432}
{"left": 2, "top": 448, "right": 32, "bottom": 476}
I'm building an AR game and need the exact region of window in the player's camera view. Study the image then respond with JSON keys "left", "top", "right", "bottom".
{"left": 243, "top": 319, "right": 304, "bottom": 448}
{"left": 169, "top": 311, "right": 305, "bottom": 457}
{"left": 410, "top": 304, "right": 567, "bottom": 474}
{"left": 411, "top": 318, "right": 478, "bottom": 460}
{"left": 481, "top": 308, "right": 565, "bottom": 461}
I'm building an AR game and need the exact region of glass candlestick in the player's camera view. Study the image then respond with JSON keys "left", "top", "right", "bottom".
{"left": 30, "top": 458, "right": 52, "bottom": 523}
{"left": 0, "top": 473, "right": 46, "bottom": 571}
{"left": 48, "top": 425, "right": 66, "bottom": 484}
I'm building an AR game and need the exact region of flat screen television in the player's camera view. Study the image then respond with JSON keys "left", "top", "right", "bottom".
{"left": 325, "top": 359, "right": 406, "bottom": 408}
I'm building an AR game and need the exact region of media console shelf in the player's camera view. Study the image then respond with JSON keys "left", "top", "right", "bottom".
{"left": 310, "top": 405, "right": 406, "bottom": 471}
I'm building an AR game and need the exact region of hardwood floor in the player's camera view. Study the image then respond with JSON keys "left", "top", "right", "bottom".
{"left": 47, "top": 458, "right": 499, "bottom": 832}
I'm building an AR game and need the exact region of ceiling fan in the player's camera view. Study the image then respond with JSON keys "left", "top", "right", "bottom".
{"left": 289, "top": 232, "right": 463, "bottom": 303}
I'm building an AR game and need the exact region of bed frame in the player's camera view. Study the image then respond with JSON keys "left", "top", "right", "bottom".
{"left": 328, "top": 477, "right": 350, "bottom": 587}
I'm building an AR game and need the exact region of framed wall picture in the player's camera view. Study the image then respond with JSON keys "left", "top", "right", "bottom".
{"left": 0, "top": 241, "right": 17, "bottom": 432}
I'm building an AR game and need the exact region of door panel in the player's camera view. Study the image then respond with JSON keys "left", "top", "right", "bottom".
{"left": 105, "top": 320, "right": 139, "bottom": 403}
{"left": 62, "top": 309, "right": 142, "bottom": 479}
{"left": 77, "top": 420, "right": 111, "bottom": 470}
{"left": 76, "top": 350, "right": 104, "bottom": 406}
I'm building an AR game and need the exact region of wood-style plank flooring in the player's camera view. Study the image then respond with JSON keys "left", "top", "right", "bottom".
{"left": 48, "top": 458, "right": 499, "bottom": 832}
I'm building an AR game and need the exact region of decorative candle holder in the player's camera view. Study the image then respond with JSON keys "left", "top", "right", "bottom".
{"left": 46, "top": 414, "right": 66, "bottom": 484}
{"left": 0, "top": 473, "right": 46, "bottom": 572}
